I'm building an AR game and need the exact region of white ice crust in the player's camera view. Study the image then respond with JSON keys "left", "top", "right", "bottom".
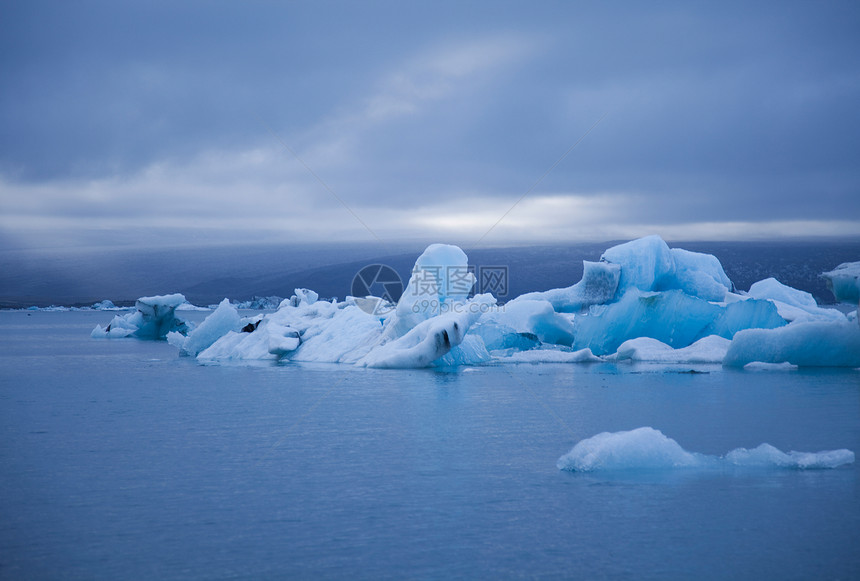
{"left": 557, "top": 427, "right": 855, "bottom": 472}
{"left": 93, "top": 236, "right": 859, "bottom": 368}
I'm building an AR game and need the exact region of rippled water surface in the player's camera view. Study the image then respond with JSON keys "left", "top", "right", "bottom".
{"left": 1, "top": 311, "right": 859, "bottom": 580}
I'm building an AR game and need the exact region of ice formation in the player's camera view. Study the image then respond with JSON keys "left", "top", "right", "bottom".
{"left": 608, "top": 335, "right": 730, "bottom": 364}
{"left": 570, "top": 289, "right": 785, "bottom": 355}
{"left": 557, "top": 427, "right": 855, "bottom": 472}
{"left": 513, "top": 260, "right": 620, "bottom": 312}
{"left": 503, "top": 348, "right": 600, "bottom": 364}
{"left": 599, "top": 235, "right": 733, "bottom": 300}
{"left": 92, "top": 294, "right": 190, "bottom": 339}
{"left": 723, "top": 322, "right": 860, "bottom": 367}
{"left": 233, "top": 296, "right": 284, "bottom": 310}
{"left": 193, "top": 245, "right": 495, "bottom": 367}
{"left": 22, "top": 300, "right": 128, "bottom": 312}
{"left": 747, "top": 278, "right": 844, "bottom": 323}
{"left": 93, "top": 235, "right": 858, "bottom": 368}
{"left": 822, "top": 261, "right": 860, "bottom": 305}
{"left": 168, "top": 299, "right": 242, "bottom": 357}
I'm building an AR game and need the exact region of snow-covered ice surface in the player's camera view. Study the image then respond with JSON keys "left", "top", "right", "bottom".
{"left": 89, "top": 236, "right": 858, "bottom": 369}
{"left": 557, "top": 427, "right": 854, "bottom": 472}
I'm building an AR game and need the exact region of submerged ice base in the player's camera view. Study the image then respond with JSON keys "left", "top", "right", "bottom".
{"left": 557, "top": 427, "right": 855, "bottom": 472}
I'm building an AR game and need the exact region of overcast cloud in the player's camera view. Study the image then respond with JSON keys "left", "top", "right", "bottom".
{"left": 1, "top": 1, "right": 859, "bottom": 249}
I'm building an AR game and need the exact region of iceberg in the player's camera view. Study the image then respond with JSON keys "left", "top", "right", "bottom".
{"left": 92, "top": 293, "right": 190, "bottom": 339}
{"left": 723, "top": 321, "right": 860, "bottom": 367}
{"left": 94, "top": 235, "right": 856, "bottom": 369}
{"left": 193, "top": 245, "right": 495, "bottom": 368}
{"left": 724, "top": 444, "right": 855, "bottom": 469}
{"left": 822, "top": 261, "right": 860, "bottom": 307}
{"left": 91, "top": 299, "right": 123, "bottom": 311}
{"left": 609, "top": 335, "right": 730, "bottom": 364}
{"left": 557, "top": 427, "right": 854, "bottom": 472}
{"left": 571, "top": 289, "right": 785, "bottom": 356}
{"left": 558, "top": 428, "right": 704, "bottom": 471}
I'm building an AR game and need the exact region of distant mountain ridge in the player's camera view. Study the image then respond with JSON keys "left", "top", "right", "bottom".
{"left": 2, "top": 240, "right": 858, "bottom": 308}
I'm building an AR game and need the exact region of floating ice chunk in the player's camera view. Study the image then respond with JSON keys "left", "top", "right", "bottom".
{"left": 174, "top": 299, "right": 241, "bottom": 357}
{"left": 748, "top": 277, "right": 844, "bottom": 323}
{"left": 513, "top": 261, "right": 620, "bottom": 312}
{"left": 557, "top": 427, "right": 855, "bottom": 472}
{"left": 742, "top": 361, "right": 798, "bottom": 371}
{"left": 725, "top": 444, "right": 854, "bottom": 469}
{"left": 572, "top": 289, "right": 785, "bottom": 356}
{"left": 601, "top": 235, "right": 675, "bottom": 294}
{"left": 92, "top": 293, "right": 190, "bottom": 339}
{"left": 501, "top": 347, "right": 600, "bottom": 364}
{"left": 724, "top": 321, "right": 860, "bottom": 367}
{"left": 557, "top": 428, "right": 705, "bottom": 472}
{"left": 91, "top": 300, "right": 122, "bottom": 310}
{"left": 479, "top": 300, "right": 574, "bottom": 346}
{"left": 822, "top": 261, "right": 860, "bottom": 304}
{"left": 610, "top": 335, "right": 730, "bottom": 364}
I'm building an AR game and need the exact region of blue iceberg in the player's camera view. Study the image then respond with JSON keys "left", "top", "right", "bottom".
{"left": 94, "top": 236, "right": 857, "bottom": 368}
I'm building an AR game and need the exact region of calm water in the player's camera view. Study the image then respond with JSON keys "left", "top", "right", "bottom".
{"left": 1, "top": 311, "right": 859, "bottom": 580}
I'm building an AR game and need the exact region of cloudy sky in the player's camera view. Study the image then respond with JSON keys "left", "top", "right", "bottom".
{"left": 2, "top": 1, "right": 859, "bottom": 250}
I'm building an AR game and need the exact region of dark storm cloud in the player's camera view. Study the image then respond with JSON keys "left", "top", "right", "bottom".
{"left": 1, "top": 1, "right": 858, "bottom": 243}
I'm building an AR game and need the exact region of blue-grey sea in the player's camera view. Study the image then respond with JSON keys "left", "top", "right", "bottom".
{"left": 1, "top": 310, "right": 859, "bottom": 580}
